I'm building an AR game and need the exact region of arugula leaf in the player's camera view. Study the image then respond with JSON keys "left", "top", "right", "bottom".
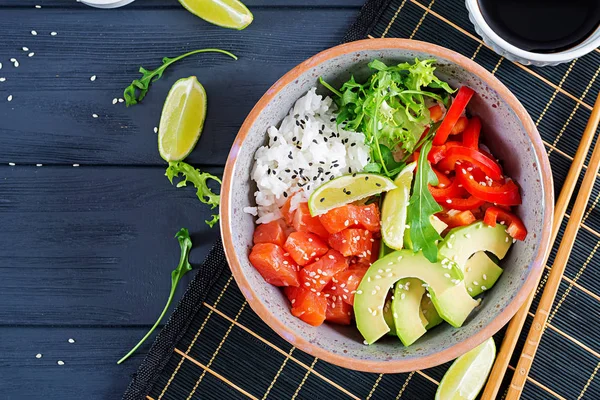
{"left": 124, "top": 48, "right": 237, "bottom": 106}
{"left": 320, "top": 58, "right": 455, "bottom": 178}
{"left": 117, "top": 228, "right": 193, "bottom": 364}
{"left": 166, "top": 161, "right": 221, "bottom": 227}
{"left": 407, "top": 140, "right": 443, "bottom": 262}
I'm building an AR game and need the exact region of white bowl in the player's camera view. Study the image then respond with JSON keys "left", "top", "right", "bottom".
{"left": 466, "top": 0, "right": 600, "bottom": 66}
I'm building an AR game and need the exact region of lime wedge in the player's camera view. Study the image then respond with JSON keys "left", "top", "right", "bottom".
{"left": 436, "top": 338, "right": 496, "bottom": 400}
{"left": 179, "top": 0, "right": 253, "bottom": 30}
{"left": 308, "top": 173, "right": 396, "bottom": 216}
{"left": 158, "top": 76, "right": 207, "bottom": 162}
{"left": 381, "top": 163, "right": 416, "bottom": 250}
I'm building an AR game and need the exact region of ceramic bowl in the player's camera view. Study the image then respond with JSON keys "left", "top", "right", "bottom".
{"left": 221, "top": 39, "right": 553, "bottom": 373}
{"left": 465, "top": 0, "right": 600, "bottom": 66}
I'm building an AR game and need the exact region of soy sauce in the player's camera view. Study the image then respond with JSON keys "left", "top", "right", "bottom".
{"left": 478, "top": 0, "right": 600, "bottom": 53}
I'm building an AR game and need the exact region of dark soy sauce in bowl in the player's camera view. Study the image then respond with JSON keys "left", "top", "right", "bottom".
{"left": 478, "top": 0, "right": 600, "bottom": 53}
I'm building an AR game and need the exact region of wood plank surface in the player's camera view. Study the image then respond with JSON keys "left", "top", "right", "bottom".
{"left": 0, "top": 7, "right": 357, "bottom": 166}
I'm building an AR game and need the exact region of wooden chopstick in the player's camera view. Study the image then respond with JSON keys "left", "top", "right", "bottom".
{"left": 505, "top": 91, "right": 600, "bottom": 399}
{"left": 481, "top": 90, "right": 600, "bottom": 400}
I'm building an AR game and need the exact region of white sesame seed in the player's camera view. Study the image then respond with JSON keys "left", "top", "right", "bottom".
{"left": 13, "top": 60, "right": 19, "bottom": 67}
{"left": 388, "top": 261, "right": 393, "bottom": 266}
{"left": 473, "top": 281, "right": 479, "bottom": 286}
{"left": 446, "top": 199, "right": 452, "bottom": 204}
{"left": 483, "top": 274, "right": 487, "bottom": 280}
{"left": 447, "top": 243, "right": 453, "bottom": 249}
{"left": 405, "top": 282, "right": 411, "bottom": 287}
{"left": 397, "top": 255, "right": 402, "bottom": 261}
{"left": 291, "top": 299, "right": 296, "bottom": 304}
{"left": 377, "top": 305, "right": 383, "bottom": 310}
{"left": 426, "top": 293, "right": 431, "bottom": 298}
{"left": 344, "top": 220, "right": 349, "bottom": 226}
{"left": 356, "top": 290, "right": 362, "bottom": 295}
{"left": 371, "top": 310, "right": 377, "bottom": 316}
{"left": 375, "top": 285, "right": 381, "bottom": 290}
{"left": 405, "top": 224, "right": 410, "bottom": 229}
{"left": 36, "top": 163, "right": 42, "bottom": 167}
{"left": 92, "top": 114, "right": 98, "bottom": 118}
{"left": 465, "top": 234, "right": 471, "bottom": 238}
{"left": 330, "top": 286, "right": 336, "bottom": 290}
{"left": 505, "top": 237, "right": 510, "bottom": 243}
{"left": 31, "top": 30, "right": 37, "bottom": 35}
{"left": 310, "top": 288, "right": 316, "bottom": 292}
{"left": 308, "top": 237, "right": 313, "bottom": 242}
{"left": 22, "top": 47, "right": 29, "bottom": 51}
{"left": 57, "top": 361, "right": 64, "bottom": 365}
{"left": 7, "top": 95, "right": 12, "bottom": 102}
{"left": 28, "top": 52, "right": 35, "bottom": 57}
{"left": 90, "top": 75, "right": 97, "bottom": 81}
{"left": 118, "top": 98, "right": 124, "bottom": 103}
{"left": 444, "top": 273, "right": 451, "bottom": 278}
{"left": 393, "top": 313, "right": 398, "bottom": 319}
{"left": 387, "top": 273, "right": 393, "bottom": 278}
{"left": 51, "top": 32, "right": 57, "bottom": 36}
{"left": 283, "top": 260, "right": 288, "bottom": 265}
{"left": 72, "top": 164, "right": 79, "bottom": 167}
{"left": 36, "top": 353, "right": 42, "bottom": 358}
{"left": 466, "top": 266, "right": 472, "bottom": 272}
{"left": 441, "top": 258, "right": 448, "bottom": 264}
{"left": 304, "top": 282, "right": 310, "bottom": 287}
{"left": 375, "top": 275, "right": 382, "bottom": 279}
{"left": 363, "top": 340, "right": 369, "bottom": 345}
{"left": 35, "top": 5, "right": 41, "bottom": 8}
{"left": 377, "top": 269, "right": 383, "bottom": 273}
{"left": 340, "top": 283, "right": 346, "bottom": 288}
{"left": 391, "top": 295, "right": 395, "bottom": 300}
{"left": 468, "top": 287, "right": 473, "bottom": 292}
{"left": 371, "top": 290, "right": 377, "bottom": 295}
{"left": 367, "top": 277, "right": 371, "bottom": 282}
{"left": 112, "top": 98, "right": 118, "bottom": 105}
{"left": 68, "top": 338, "right": 75, "bottom": 343}
{"left": 400, "top": 293, "right": 406, "bottom": 300}
{"left": 8, "top": 162, "right": 15, "bottom": 166}
{"left": 0, "top": 63, "right": 2, "bottom": 70}
{"left": 323, "top": 293, "right": 330, "bottom": 298}
{"left": 481, "top": 285, "right": 487, "bottom": 290}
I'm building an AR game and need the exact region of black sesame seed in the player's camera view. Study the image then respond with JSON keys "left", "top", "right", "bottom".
{"left": 319, "top": 130, "right": 323, "bottom": 135}
{"left": 322, "top": 124, "right": 325, "bottom": 130}
{"left": 291, "top": 175, "right": 297, "bottom": 179}
{"left": 283, "top": 192, "right": 288, "bottom": 198}
{"left": 285, "top": 169, "right": 291, "bottom": 173}
{"left": 267, "top": 168, "right": 271, "bottom": 174}
{"left": 351, "top": 142, "right": 356, "bottom": 147}
{"left": 352, "top": 173, "right": 357, "bottom": 177}
{"left": 273, "top": 136, "right": 278, "bottom": 142}
{"left": 330, "top": 175, "right": 335, "bottom": 180}
{"left": 324, "top": 137, "right": 328, "bottom": 142}
{"left": 333, "top": 163, "right": 339, "bottom": 168}
{"left": 307, "top": 185, "right": 311, "bottom": 191}
{"left": 308, "top": 162, "right": 313, "bottom": 166}
{"left": 349, "top": 167, "right": 352, "bottom": 173}
{"left": 365, "top": 176, "right": 369, "bottom": 181}
{"left": 320, "top": 197, "right": 325, "bottom": 203}
{"left": 295, "top": 120, "right": 300, "bottom": 126}
{"left": 301, "top": 119, "right": 306, "bottom": 124}
{"left": 288, "top": 154, "right": 293, "bottom": 159}
{"left": 296, "top": 145, "right": 302, "bottom": 150}
{"left": 325, "top": 171, "right": 331, "bottom": 175}
{"left": 313, "top": 176, "right": 317, "bottom": 181}
{"left": 292, "top": 136, "right": 297, "bottom": 142}
{"left": 318, "top": 167, "right": 324, "bottom": 173}
{"left": 346, "top": 191, "right": 352, "bottom": 195}
{"left": 376, "top": 183, "right": 381, "bottom": 187}
{"left": 313, "top": 139, "right": 318, "bottom": 144}
{"left": 319, "top": 161, "right": 325, "bottom": 165}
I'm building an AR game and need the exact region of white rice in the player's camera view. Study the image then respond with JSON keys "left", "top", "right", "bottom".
{"left": 247, "top": 88, "right": 370, "bottom": 224}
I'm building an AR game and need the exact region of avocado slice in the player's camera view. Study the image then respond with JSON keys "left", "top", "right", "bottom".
{"left": 392, "top": 278, "right": 427, "bottom": 346}
{"left": 465, "top": 251, "right": 503, "bottom": 297}
{"left": 354, "top": 250, "right": 477, "bottom": 344}
{"left": 382, "top": 298, "right": 396, "bottom": 335}
{"left": 421, "top": 294, "right": 444, "bottom": 330}
{"left": 438, "top": 222, "right": 511, "bottom": 270}
{"left": 403, "top": 215, "right": 448, "bottom": 250}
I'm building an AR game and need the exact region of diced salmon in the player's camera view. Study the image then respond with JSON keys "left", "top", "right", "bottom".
{"left": 284, "top": 231, "right": 329, "bottom": 266}
{"left": 285, "top": 287, "right": 327, "bottom": 326}
{"left": 437, "top": 210, "right": 476, "bottom": 229}
{"left": 319, "top": 204, "right": 381, "bottom": 234}
{"left": 253, "top": 220, "right": 287, "bottom": 248}
{"left": 292, "top": 203, "right": 329, "bottom": 239}
{"left": 450, "top": 116, "right": 469, "bottom": 135}
{"left": 329, "top": 267, "right": 368, "bottom": 305}
{"left": 328, "top": 228, "right": 373, "bottom": 257}
{"left": 325, "top": 291, "right": 353, "bottom": 325}
{"left": 299, "top": 249, "right": 348, "bottom": 292}
{"left": 429, "top": 104, "right": 444, "bottom": 123}
{"left": 280, "top": 198, "right": 295, "bottom": 226}
{"left": 249, "top": 243, "right": 299, "bottom": 287}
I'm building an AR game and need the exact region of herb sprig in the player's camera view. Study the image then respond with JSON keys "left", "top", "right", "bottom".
{"left": 124, "top": 48, "right": 237, "bottom": 106}
{"left": 166, "top": 161, "right": 221, "bottom": 227}
{"left": 117, "top": 228, "right": 194, "bottom": 364}
{"left": 407, "top": 140, "right": 443, "bottom": 262}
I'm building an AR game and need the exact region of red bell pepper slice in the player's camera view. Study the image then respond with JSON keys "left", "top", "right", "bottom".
{"left": 428, "top": 141, "right": 461, "bottom": 165}
{"left": 462, "top": 116, "right": 481, "bottom": 149}
{"left": 429, "top": 177, "right": 466, "bottom": 202}
{"left": 432, "top": 167, "right": 452, "bottom": 186}
{"left": 456, "top": 167, "right": 522, "bottom": 206}
{"left": 437, "top": 145, "right": 504, "bottom": 181}
{"left": 445, "top": 195, "right": 486, "bottom": 211}
{"left": 483, "top": 206, "right": 527, "bottom": 240}
{"left": 433, "top": 86, "right": 475, "bottom": 145}
{"left": 437, "top": 210, "right": 477, "bottom": 229}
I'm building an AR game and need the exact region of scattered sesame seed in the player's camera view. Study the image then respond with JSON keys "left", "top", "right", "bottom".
{"left": 400, "top": 293, "right": 406, "bottom": 300}
{"left": 22, "top": 47, "right": 29, "bottom": 51}
{"left": 465, "top": 234, "right": 471, "bottom": 238}
{"left": 72, "top": 164, "right": 79, "bottom": 167}
{"left": 50, "top": 32, "right": 57, "bottom": 36}
{"left": 304, "top": 282, "right": 310, "bottom": 287}
{"left": 444, "top": 273, "right": 451, "bottom": 278}
{"left": 31, "top": 30, "right": 37, "bottom": 35}
{"left": 371, "top": 310, "right": 377, "bottom": 316}
{"left": 483, "top": 274, "right": 487, "bottom": 280}
{"left": 68, "top": 338, "right": 75, "bottom": 343}
{"left": 375, "top": 285, "right": 381, "bottom": 291}
{"left": 363, "top": 340, "right": 369, "bottom": 345}
{"left": 112, "top": 98, "right": 118, "bottom": 105}
{"left": 28, "top": 52, "right": 35, "bottom": 57}
{"left": 446, "top": 199, "right": 452, "bottom": 204}
{"left": 0, "top": 63, "right": 2, "bottom": 70}
{"left": 35, "top": 5, "right": 41, "bottom": 8}
{"left": 405, "top": 224, "right": 410, "bottom": 229}
{"left": 8, "top": 162, "right": 15, "bottom": 166}
{"left": 426, "top": 293, "right": 431, "bottom": 298}
{"left": 473, "top": 281, "right": 479, "bottom": 286}
{"left": 36, "top": 353, "right": 42, "bottom": 358}
{"left": 481, "top": 285, "right": 487, "bottom": 290}
{"left": 371, "top": 290, "right": 377, "bottom": 295}
{"left": 7, "top": 95, "right": 12, "bottom": 102}
{"left": 118, "top": 98, "right": 124, "bottom": 103}
{"left": 57, "top": 361, "right": 64, "bottom": 365}
{"left": 36, "top": 163, "right": 42, "bottom": 167}
{"left": 466, "top": 266, "right": 472, "bottom": 272}
{"left": 92, "top": 114, "right": 98, "bottom": 118}
{"left": 375, "top": 275, "right": 382, "bottom": 279}
{"left": 505, "top": 236, "right": 510, "bottom": 243}
{"left": 356, "top": 290, "right": 362, "bottom": 295}
{"left": 468, "top": 287, "right": 473, "bottom": 292}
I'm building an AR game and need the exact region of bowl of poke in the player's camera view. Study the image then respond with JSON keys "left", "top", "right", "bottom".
{"left": 221, "top": 38, "right": 553, "bottom": 372}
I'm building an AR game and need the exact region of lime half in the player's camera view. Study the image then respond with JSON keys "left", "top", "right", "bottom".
{"left": 436, "top": 337, "right": 496, "bottom": 400}
{"left": 308, "top": 173, "right": 396, "bottom": 216}
{"left": 179, "top": 0, "right": 253, "bottom": 30}
{"left": 381, "top": 163, "right": 416, "bottom": 250}
{"left": 158, "top": 76, "right": 207, "bottom": 162}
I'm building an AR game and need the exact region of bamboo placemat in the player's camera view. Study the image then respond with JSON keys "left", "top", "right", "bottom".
{"left": 125, "top": 1, "right": 600, "bottom": 398}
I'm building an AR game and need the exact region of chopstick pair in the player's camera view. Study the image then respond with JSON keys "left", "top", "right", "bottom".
{"left": 481, "top": 91, "right": 600, "bottom": 400}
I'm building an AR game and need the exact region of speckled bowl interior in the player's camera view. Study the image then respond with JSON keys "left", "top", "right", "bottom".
{"left": 222, "top": 39, "right": 553, "bottom": 373}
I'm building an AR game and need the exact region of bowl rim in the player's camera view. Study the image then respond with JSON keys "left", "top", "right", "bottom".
{"left": 221, "top": 38, "right": 554, "bottom": 373}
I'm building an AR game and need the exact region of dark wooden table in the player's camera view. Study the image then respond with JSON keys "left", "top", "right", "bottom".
{"left": 0, "top": 1, "right": 365, "bottom": 398}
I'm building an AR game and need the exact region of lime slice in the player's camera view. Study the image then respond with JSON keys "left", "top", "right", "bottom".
{"left": 179, "top": 0, "right": 253, "bottom": 30}
{"left": 381, "top": 163, "right": 416, "bottom": 250}
{"left": 436, "top": 338, "right": 496, "bottom": 400}
{"left": 158, "top": 76, "right": 207, "bottom": 162}
{"left": 308, "top": 173, "right": 396, "bottom": 216}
